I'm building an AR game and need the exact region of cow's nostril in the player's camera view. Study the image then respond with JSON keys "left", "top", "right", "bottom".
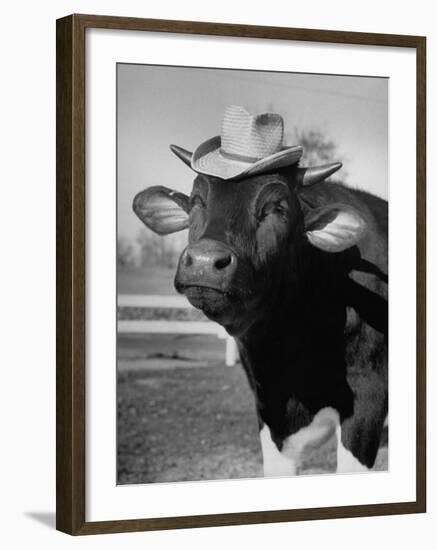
{"left": 214, "top": 254, "right": 232, "bottom": 271}
{"left": 183, "top": 251, "right": 193, "bottom": 267}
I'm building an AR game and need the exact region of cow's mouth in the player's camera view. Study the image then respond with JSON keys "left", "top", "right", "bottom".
{"left": 179, "top": 284, "right": 230, "bottom": 304}
{"left": 177, "top": 284, "right": 243, "bottom": 320}
{"left": 177, "top": 283, "right": 261, "bottom": 336}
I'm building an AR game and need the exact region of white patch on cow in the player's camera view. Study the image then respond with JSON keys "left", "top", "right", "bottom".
{"left": 260, "top": 424, "right": 297, "bottom": 477}
{"left": 282, "top": 407, "right": 340, "bottom": 466}
{"left": 336, "top": 425, "right": 370, "bottom": 473}
{"left": 260, "top": 407, "right": 340, "bottom": 477}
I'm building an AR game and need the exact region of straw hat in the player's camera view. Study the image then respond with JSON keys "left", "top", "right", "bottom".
{"left": 184, "top": 105, "right": 303, "bottom": 180}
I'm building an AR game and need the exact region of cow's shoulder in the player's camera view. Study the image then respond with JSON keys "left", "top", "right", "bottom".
{"left": 298, "top": 181, "right": 386, "bottom": 222}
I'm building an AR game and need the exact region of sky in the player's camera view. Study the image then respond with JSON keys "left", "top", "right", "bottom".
{"left": 117, "top": 63, "right": 388, "bottom": 239}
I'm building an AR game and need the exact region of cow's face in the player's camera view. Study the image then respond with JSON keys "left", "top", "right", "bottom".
{"left": 180, "top": 173, "right": 303, "bottom": 334}
{"left": 133, "top": 166, "right": 365, "bottom": 336}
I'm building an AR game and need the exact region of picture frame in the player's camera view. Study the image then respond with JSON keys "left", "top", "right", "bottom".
{"left": 56, "top": 13, "right": 426, "bottom": 535}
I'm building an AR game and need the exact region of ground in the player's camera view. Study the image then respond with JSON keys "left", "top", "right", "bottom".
{"left": 117, "top": 266, "right": 388, "bottom": 484}
{"left": 117, "top": 334, "right": 262, "bottom": 483}
{"left": 117, "top": 334, "right": 388, "bottom": 485}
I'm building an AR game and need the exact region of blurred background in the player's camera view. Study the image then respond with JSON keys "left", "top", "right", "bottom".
{"left": 117, "top": 64, "right": 388, "bottom": 484}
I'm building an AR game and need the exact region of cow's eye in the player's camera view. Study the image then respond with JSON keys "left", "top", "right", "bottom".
{"left": 190, "top": 194, "right": 206, "bottom": 210}
{"left": 259, "top": 200, "right": 288, "bottom": 222}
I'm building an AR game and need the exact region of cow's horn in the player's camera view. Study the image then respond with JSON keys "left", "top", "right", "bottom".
{"left": 170, "top": 144, "right": 193, "bottom": 167}
{"left": 297, "top": 162, "right": 343, "bottom": 186}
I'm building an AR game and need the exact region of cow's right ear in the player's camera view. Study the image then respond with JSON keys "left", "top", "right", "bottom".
{"left": 133, "top": 186, "right": 190, "bottom": 235}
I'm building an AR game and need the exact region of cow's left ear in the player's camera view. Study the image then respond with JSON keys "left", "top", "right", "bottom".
{"left": 304, "top": 203, "right": 366, "bottom": 253}
{"left": 133, "top": 186, "right": 190, "bottom": 235}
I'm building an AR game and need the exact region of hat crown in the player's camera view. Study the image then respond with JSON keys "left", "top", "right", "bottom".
{"left": 220, "top": 105, "right": 284, "bottom": 162}
{"left": 187, "top": 104, "right": 303, "bottom": 180}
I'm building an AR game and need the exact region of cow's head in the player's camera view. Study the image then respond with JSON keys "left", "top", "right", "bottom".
{"left": 133, "top": 147, "right": 365, "bottom": 335}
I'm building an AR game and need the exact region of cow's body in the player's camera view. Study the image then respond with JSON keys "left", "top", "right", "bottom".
{"left": 133, "top": 157, "right": 388, "bottom": 475}
{"left": 237, "top": 181, "right": 387, "bottom": 472}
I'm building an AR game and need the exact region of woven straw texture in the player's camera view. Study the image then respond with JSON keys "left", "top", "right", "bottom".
{"left": 190, "top": 105, "right": 303, "bottom": 180}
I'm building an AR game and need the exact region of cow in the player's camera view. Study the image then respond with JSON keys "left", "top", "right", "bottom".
{"left": 132, "top": 144, "right": 388, "bottom": 477}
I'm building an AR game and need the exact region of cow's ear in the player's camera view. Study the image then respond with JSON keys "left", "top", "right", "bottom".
{"left": 304, "top": 203, "right": 366, "bottom": 253}
{"left": 133, "top": 186, "right": 190, "bottom": 235}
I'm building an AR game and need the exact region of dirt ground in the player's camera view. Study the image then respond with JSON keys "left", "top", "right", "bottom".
{"left": 117, "top": 333, "right": 388, "bottom": 485}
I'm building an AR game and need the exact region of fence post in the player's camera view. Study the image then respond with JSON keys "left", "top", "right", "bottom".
{"left": 119, "top": 294, "right": 238, "bottom": 367}
{"left": 225, "top": 336, "right": 238, "bottom": 367}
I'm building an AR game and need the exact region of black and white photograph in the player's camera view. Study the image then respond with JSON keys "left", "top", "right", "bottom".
{"left": 116, "top": 63, "right": 388, "bottom": 485}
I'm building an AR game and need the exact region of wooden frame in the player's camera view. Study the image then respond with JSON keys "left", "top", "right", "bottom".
{"left": 56, "top": 13, "right": 426, "bottom": 535}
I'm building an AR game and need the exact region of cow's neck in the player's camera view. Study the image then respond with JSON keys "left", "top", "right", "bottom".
{"left": 236, "top": 241, "right": 351, "bottom": 440}
{"left": 243, "top": 239, "right": 316, "bottom": 340}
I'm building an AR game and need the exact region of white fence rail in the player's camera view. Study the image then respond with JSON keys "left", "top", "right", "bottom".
{"left": 118, "top": 294, "right": 238, "bottom": 366}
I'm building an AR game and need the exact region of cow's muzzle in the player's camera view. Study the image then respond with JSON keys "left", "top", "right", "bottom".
{"left": 175, "top": 239, "right": 238, "bottom": 295}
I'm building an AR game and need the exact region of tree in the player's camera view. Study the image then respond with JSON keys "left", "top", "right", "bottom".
{"left": 292, "top": 128, "right": 338, "bottom": 166}
{"left": 135, "top": 227, "right": 185, "bottom": 268}
{"left": 117, "top": 235, "right": 136, "bottom": 268}
{"left": 288, "top": 126, "right": 347, "bottom": 181}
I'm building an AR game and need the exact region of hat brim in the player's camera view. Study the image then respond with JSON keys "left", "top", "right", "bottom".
{"left": 191, "top": 136, "right": 303, "bottom": 181}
